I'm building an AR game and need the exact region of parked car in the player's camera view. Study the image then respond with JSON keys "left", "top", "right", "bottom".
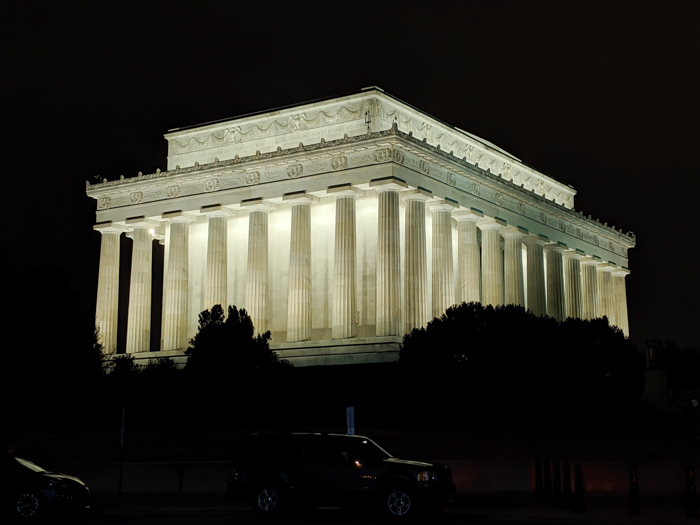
{"left": 0, "top": 454, "right": 91, "bottom": 520}
{"left": 228, "top": 431, "right": 455, "bottom": 518}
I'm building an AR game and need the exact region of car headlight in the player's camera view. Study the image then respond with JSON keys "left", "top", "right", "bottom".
{"left": 417, "top": 471, "right": 437, "bottom": 482}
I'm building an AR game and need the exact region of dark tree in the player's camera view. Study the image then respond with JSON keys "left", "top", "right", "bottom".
{"left": 398, "top": 302, "right": 645, "bottom": 427}
{"left": 184, "top": 304, "right": 291, "bottom": 376}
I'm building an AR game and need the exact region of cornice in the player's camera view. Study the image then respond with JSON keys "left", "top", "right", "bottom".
{"left": 87, "top": 124, "right": 635, "bottom": 254}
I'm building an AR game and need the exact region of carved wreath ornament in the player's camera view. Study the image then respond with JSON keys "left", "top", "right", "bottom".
{"left": 166, "top": 184, "right": 181, "bottom": 198}
{"left": 392, "top": 149, "right": 405, "bottom": 164}
{"left": 419, "top": 160, "right": 430, "bottom": 175}
{"left": 286, "top": 164, "right": 303, "bottom": 179}
{"left": 245, "top": 172, "right": 260, "bottom": 185}
{"left": 130, "top": 191, "right": 143, "bottom": 204}
{"left": 205, "top": 179, "right": 219, "bottom": 192}
{"left": 373, "top": 148, "right": 391, "bottom": 163}
{"left": 331, "top": 156, "right": 347, "bottom": 171}
{"left": 97, "top": 196, "right": 111, "bottom": 209}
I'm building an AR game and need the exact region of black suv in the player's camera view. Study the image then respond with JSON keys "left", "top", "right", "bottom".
{"left": 228, "top": 432, "right": 455, "bottom": 518}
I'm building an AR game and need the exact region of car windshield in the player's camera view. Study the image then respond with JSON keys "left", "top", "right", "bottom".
{"left": 15, "top": 457, "right": 47, "bottom": 473}
{"left": 355, "top": 437, "right": 393, "bottom": 461}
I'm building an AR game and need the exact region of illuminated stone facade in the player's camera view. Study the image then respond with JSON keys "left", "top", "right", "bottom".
{"left": 87, "top": 87, "right": 635, "bottom": 366}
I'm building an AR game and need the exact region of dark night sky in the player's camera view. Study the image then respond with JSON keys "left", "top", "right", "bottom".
{"left": 2, "top": 1, "right": 699, "bottom": 351}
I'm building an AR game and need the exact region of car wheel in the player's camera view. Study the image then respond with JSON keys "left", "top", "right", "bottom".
{"left": 251, "top": 485, "right": 284, "bottom": 517}
{"left": 15, "top": 492, "right": 41, "bottom": 520}
{"left": 384, "top": 487, "right": 414, "bottom": 519}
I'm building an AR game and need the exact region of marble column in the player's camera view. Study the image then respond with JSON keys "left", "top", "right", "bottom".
{"left": 544, "top": 243, "right": 566, "bottom": 322}
{"left": 403, "top": 189, "right": 431, "bottom": 333}
{"left": 501, "top": 226, "right": 525, "bottom": 307}
{"left": 580, "top": 257, "right": 600, "bottom": 320}
{"left": 283, "top": 192, "right": 318, "bottom": 342}
{"left": 161, "top": 212, "right": 195, "bottom": 351}
{"left": 596, "top": 262, "right": 615, "bottom": 325}
{"left": 430, "top": 200, "right": 457, "bottom": 318}
{"left": 370, "top": 178, "right": 406, "bottom": 337}
{"left": 94, "top": 222, "right": 125, "bottom": 354}
{"left": 201, "top": 205, "right": 234, "bottom": 312}
{"left": 243, "top": 199, "right": 274, "bottom": 336}
{"left": 125, "top": 219, "right": 157, "bottom": 354}
{"left": 453, "top": 209, "right": 482, "bottom": 304}
{"left": 612, "top": 267, "right": 630, "bottom": 336}
{"left": 329, "top": 184, "right": 363, "bottom": 340}
{"left": 478, "top": 217, "right": 504, "bottom": 307}
{"left": 523, "top": 234, "right": 547, "bottom": 317}
{"left": 563, "top": 250, "right": 584, "bottom": 320}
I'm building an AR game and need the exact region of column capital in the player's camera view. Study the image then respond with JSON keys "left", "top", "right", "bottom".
{"left": 544, "top": 241, "right": 567, "bottom": 253}
{"left": 94, "top": 221, "right": 129, "bottom": 234}
{"left": 596, "top": 262, "right": 616, "bottom": 272}
{"left": 327, "top": 183, "right": 364, "bottom": 198}
{"left": 125, "top": 217, "right": 160, "bottom": 229}
{"left": 401, "top": 187, "right": 432, "bottom": 202}
{"left": 283, "top": 191, "right": 319, "bottom": 205}
{"left": 369, "top": 176, "right": 408, "bottom": 192}
{"left": 241, "top": 197, "right": 276, "bottom": 212}
{"left": 580, "top": 256, "right": 601, "bottom": 266}
{"left": 523, "top": 233, "right": 548, "bottom": 246}
{"left": 563, "top": 248, "right": 585, "bottom": 260}
{"left": 612, "top": 266, "right": 631, "bottom": 276}
{"left": 453, "top": 207, "right": 484, "bottom": 222}
{"left": 200, "top": 204, "right": 235, "bottom": 218}
{"left": 477, "top": 216, "right": 507, "bottom": 230}
{"left": 501, "top": 225, "right": 527, "bottom": 238}
{"left": 428, "top": 199, "right": 459, "bottom": 212}
{"left": 162, "top": 211, "right": 197, "bottom": 223}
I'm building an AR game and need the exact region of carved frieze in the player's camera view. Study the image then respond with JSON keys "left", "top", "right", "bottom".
{"left": 205, "top": 179, "right": 219, "bottom": 192}
{"left": 245, "top": 171, "right": 260, "bottom": 185}
{"left": 130, "top": 192, "right": 143, "bottom": 204}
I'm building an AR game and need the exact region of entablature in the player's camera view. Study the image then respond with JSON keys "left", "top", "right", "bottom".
{"left": 87, "top": 125, "right": 634, "bottom": 263}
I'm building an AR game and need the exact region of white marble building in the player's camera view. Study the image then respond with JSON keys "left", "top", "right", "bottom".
{"left": 87, "top": 87, "right": 635, "bottom": 366}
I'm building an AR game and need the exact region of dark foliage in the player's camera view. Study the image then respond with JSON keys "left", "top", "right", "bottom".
{"left": 398, "top": 302, "right": 646, "bottom": 427}
{"left": 184, "top": 305, "right": 291, "bottom": 376}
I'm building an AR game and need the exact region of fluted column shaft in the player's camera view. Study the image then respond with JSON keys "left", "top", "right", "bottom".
{"left": 524, "top": 235, "right": 547, "bottom": 316}
{"left": 403, "top": 191, "right": 430, "bottom": 333}
{"left": 454, "top": 211, "right": 481, "bottom": 304}
{"left": 612, "top": 268, "right": 630, "bottom": 336}
{"left": 545, "top": 244, "right": 566, "bottom": 321}
{"left": 126, "top": 225, "right": 153, "bottom": 353}
{"left": 162, "top": 216, "right": 192, "bottom": 351}
{"left": 374, "top": 184, "right": 403, "bottom": 336}
{"left": 430, "top": 201, "right": 456, "bottom": 318}
{"left": 95, "top": 226, "right": 122, "bottom": 354}
{"left": 580, "top": 257, "right": 600, "bottom": 320}
{"left": 332, "top": 190, "right": 360, "bottom": 339}
{"left": 502, "top": 227, "right": 525, "bottom": 307}
{"left": 245, "top": 203, "right": 272, "bottom": 335}
{"left": 478, "top": 218, "right": 504, "bottom": 307}
{"left": 203, "top": 207, "right": 232, "bottom": 311}
{"left": 285, "top": 193, "right": 316, "bottom": 342}
{"left": 597, "top": 263, "right": 615, "bottom": 325}
{"left": 563, "top": 251, "right": 583, "bottom": 319}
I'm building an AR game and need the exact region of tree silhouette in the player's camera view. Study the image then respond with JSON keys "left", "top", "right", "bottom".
{"left": 185, "top": 304, "right": 291, "bottom": 377}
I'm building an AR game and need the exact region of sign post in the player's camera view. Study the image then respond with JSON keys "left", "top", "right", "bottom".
{"left": 346, "top": 406, "right": 355, "bottom": 435}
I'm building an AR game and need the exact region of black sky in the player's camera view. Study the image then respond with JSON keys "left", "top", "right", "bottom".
{"left": 2, "top": 0, "right": 699, "bottom": 351}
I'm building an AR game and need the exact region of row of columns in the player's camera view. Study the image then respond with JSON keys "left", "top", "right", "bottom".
{"left": 95, "top": 180, "right": 629, "bottom": 354}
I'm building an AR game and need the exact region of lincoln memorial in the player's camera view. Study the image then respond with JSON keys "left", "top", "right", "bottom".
{"left": 86, "top": 87, "right": 635, "bottom": 366}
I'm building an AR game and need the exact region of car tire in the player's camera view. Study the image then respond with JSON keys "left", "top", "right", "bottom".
{"left": 15, "top": 492, "right": 41, "bottom": 520}
{"left": 383, "top": 486, "right": 415, "bottom": 519}
{"left": 251, "top": 484, "right": 284, "bottom": 517}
